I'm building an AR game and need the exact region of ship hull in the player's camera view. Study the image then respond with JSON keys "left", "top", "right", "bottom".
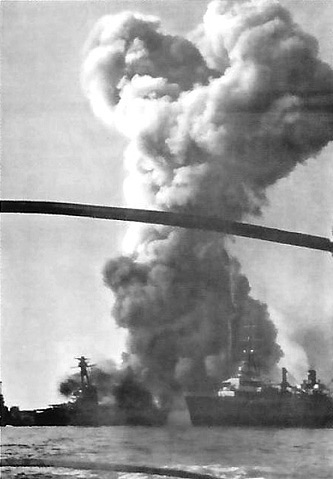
{"left": 185, "top": 394, "right": 333, "bottom": 428}
{"left": 7, "top": 404, "right": 167, "bottom": 427}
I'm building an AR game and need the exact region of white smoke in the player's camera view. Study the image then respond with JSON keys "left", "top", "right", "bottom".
{"left": 82, "top": 0, "right": 333, "bottom": 398}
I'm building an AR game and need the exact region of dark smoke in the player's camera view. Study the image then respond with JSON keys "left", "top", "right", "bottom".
{"left": 296, "top": 325, "right": 333, "bottom": 382}
{"left": 81, "top": 0, "right": 333, "bottom": 402}
{"left": 103, "top": 233, "right": 282, "bottom": 398}
{"left": 59, "top": 361, "right": 158, "bottom": 409}
{"left": 59, "top": 360, "right": 118, "bottom": 400}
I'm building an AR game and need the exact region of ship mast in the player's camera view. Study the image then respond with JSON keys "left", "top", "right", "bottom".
{"left": 75, "top": 356, "right": 94, "bottom": 389}
{"left": 239, "top": 322, "right": 259, "bottom": 379}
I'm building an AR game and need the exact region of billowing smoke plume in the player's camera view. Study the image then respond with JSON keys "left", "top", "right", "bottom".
{"left": 59, "top": 359, "right": 158, "bottom": 411}
{"left": 82, "top": 0, "right": 333, "bottom": 401}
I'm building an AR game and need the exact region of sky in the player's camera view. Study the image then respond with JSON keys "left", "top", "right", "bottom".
{"left": 1, "top": 0, "right": 332, "bottom": 409}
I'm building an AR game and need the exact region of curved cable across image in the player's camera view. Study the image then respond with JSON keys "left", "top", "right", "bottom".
{"left": 1, "top": 200, "right": 332, "bottom": 253}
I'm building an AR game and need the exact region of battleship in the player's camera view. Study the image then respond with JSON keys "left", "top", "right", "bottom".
{"left": 185, "top": 344, "right": 333, "bottom": 428}
{"left": 0, "top": 357, "right": 167, "bottom": 427}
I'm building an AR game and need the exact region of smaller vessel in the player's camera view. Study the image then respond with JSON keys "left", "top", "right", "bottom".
{"left": 1, "top": 382, "right": 10, "bottom": 426}
{"left": 185, "top": 340, "right": 333, "bottom": 428}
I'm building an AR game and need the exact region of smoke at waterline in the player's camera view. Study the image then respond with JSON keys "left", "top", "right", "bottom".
{"left": 81, "top": 0, "right": 333, "bottom": 399}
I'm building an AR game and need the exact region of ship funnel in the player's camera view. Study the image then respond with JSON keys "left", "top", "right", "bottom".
{"left": 281, "top": 367, "right": 289, "bottom": 392}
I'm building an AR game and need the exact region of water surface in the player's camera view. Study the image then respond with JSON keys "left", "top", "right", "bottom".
{"left": 1, "top": 426, "right": 333, "bottom": 479}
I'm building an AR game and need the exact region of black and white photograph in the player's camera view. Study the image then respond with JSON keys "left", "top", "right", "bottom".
{"left": 1, "top": 0, "right": 333, "bottom": 477}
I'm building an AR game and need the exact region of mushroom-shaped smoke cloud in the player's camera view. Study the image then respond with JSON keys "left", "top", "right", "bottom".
{"left": 82, "top": 0, "right": 333, "bottom": 402}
